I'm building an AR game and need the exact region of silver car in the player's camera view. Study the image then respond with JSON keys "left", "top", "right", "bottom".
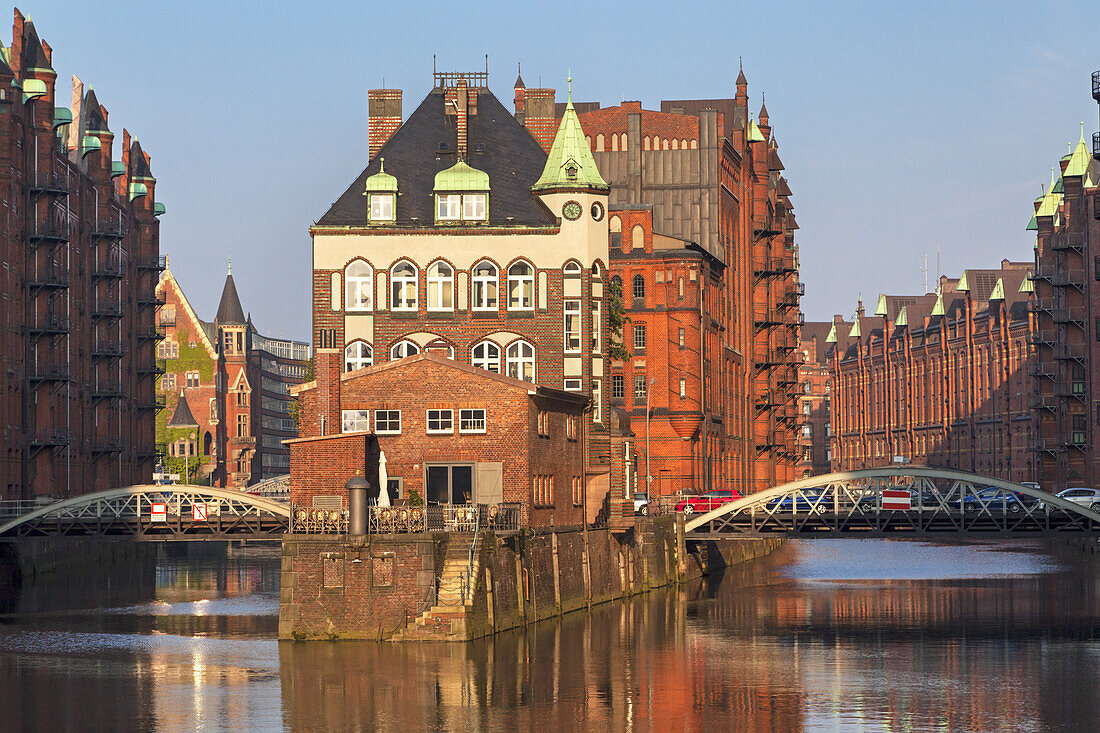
{"left": 1053, "top": 488, "right": 1100, "bottom": 512}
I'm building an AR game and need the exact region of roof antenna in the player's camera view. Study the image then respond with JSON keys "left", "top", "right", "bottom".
{"left": 227, "top": 256, "right": 232, "bottom": 276}
{"left": 485, "top": 53, "right": 488, "bottom": 76}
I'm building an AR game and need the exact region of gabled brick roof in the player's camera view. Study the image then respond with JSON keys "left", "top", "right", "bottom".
{"left": 316, "top": 88, "right": 556, "bottom": 228}
{"left": 576, "top": 103, "right": 700, "bottom": 142}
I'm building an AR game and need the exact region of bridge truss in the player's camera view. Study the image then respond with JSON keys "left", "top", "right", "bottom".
{"left": 0, "top": 485, "right": 291, "bottom": 541}
{"left": 685, "top": 467, "right": 1100, "bottom": 538}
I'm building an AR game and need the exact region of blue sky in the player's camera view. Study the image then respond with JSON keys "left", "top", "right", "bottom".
{"left": 24, "top": 0, "right": 1100, "bottom": 338}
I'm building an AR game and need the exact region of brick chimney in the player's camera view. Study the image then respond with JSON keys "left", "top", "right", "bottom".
{"left": 523, "top": 87, "right": 557, "bottom": 152}
{"left": 368, "top": 89, "right": 402, "bottom": 161}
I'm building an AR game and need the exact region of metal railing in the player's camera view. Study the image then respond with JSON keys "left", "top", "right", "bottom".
{"left": 288, "top": 502, "right": 521, "bottom": 535}
{"left": 291, "top": 506, "right": 349, "bottom": 534}
{"left": 26, "top": 171, "right": 69, "bottom": 193}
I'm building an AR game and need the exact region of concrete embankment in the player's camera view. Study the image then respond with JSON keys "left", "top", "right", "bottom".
{"left": 279, "top": 516, "right": 783, "bottom": 642}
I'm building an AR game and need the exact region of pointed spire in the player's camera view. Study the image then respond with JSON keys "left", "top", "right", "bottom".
{"left": 129, "top": 139, "right": 153, "bottom": 179}
{"left": 758, "top": 94, "right": 769, "bottom": 125}
{"left": 227, "top": 256, "right": 232, "bottom": 275}
{"left": 21, "top": 20, "right": 51, "bottom": 70}
{"left": 514, "top": 61, "right": 525, "bottom": 89}
{"left": 988, "top": 277, "right": 1005, "bottom": 302}
{"left": 216, "top": 270, "right": 246, "bottom": 325}
{"left": 896, "top": 306, "right": 908, "bottom": 328}
{"left": 736, "top": 58, "right": 747, "bottom": 86}
{"left": 1065, "top": 122, "right": 1091, "bottom": 178}
{"left": 848, "top": 315, "right": 861, "bottom": 338}
{"left": 167, "top": 391, "right": 199, "bottom": 429}
{"left": 83, "top": 88, "right": 109, "bottom": 132}
{"left": 531, "top": 74, "right": 608, "bottom": 192}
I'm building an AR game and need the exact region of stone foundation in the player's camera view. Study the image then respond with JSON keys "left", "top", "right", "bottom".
{"left": 279, "top": 517, "right": 783, "bottom": 642}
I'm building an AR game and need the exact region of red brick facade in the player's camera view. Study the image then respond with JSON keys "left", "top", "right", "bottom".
{"left": 796, "top": 323, "right": 834, "bottom": 476}
{"left": 831, "top": 263, "right": 1037, "bottom": 484}
{"left": 290, "top": 353, "right": 587, "bottom": 527}
{"left": 0, "top": 12, "right": 161, "bottom": 499}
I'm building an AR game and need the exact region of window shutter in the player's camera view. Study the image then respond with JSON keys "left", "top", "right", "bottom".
{"left": 475, "top": 462, "right": 503, "bottom": 505}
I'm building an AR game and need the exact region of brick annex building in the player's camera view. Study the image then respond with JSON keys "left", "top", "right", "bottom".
{"left": 516, "top": 67, "right": 804, "bottom": 495}
{"left": 155, "top": 265, "right": 310, "bottom": 487}
{"left": 829, "top": 262, "right": 1037, "bottom": 483}
{"left": 290, "top": 70, "right": 624, "bottom": 525}
{"left": 796, "top": 322, "right": 834, "bottom": 476}
{"left": 0, "top": 11, "right": 162, "bottom": 500}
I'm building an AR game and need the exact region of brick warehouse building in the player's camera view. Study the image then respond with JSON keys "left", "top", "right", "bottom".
{"left": 518, "top": 68, "right": 804, "bottom": 495}
{"left": 293, "top": 70, "right": 628, "bottom": 520}
{"left": 0, "top": 11, "right": 162, "bottom": 500}
{"left": 1027, "top": 80, "right": 1100, "bottom": 489}
{"left": 155, "top": 264, "right": 310, "bottom": 487}
{"left": 830, "top": 262, "right": 1037, "bottom": 483}
{"left": 796, "top": 321, "right": 835, "bottom": 476}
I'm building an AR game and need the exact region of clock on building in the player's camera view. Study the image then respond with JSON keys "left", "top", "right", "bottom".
{"left": 562, "top": 200, "right": 582, "bottom": 221}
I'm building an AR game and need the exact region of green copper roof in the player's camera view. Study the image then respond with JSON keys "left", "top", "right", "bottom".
{"left": 1065, "top": 124, "right": 1091, "bottom": 178}
{"left": 896, "top": 306, "right": 908, "bottom": 328}
{"left": 747, "top": 116, "right": 766, "bottom": 144}
{"left": 1018, "top": 274, "right": 1034, "bottom": 293}
{"left": 81, "top": 135, "right": 101, "bottom": 157}
{"left": 1052, "top": 176, "right": 1064, "bottom": 194}
{"left": 848, "top": 316, "right": 861, "bottom": 338}
{"left": 1036, "top": 168, "right": 1062, "bottom": 217}
{"left": 363, "top": 158, "right": 398, "bottom": 193}
{"left": 153, "top": 202, "right": 166, "bottom": 217}
{"left": 988, "top": 277, "right": 1005, "bottom": 301}
{"left": 532, "top": 76, "right": 608, "bottom": 192}
{"left": 956, "top": 272, "right": 969, "bottom": 292}
{"left": 128, "top": 182, "right": 147, "bottom": 201}
{"left": 110, "top": 161, "right": 125, "bottom": 178}
{"left": 52, "top": 107, "right": 72, "bottom": 128}
{"left": 931, "top": 290, "right": 945, "bottom": 316}
{"left": 874, "top": 294, "right": 888, "bottom": 317}
{"left": 825, "top": 324, "right": 837, "bottom": 343}
{"left": 1026, "top": 214, "right": 1038, "bottom": 231}
{"left": 21, "top": 78, "right": 46, "bottom": 103}
{"left": 434, "top": 160, "right": 490, "bottom": 192}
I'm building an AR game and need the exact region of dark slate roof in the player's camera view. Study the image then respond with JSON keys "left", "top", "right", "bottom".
{"left": 84, "top": 88, "right": 108, "bottom": 131}
{"left": 316, "top": 88, "right": 557, "bottom": 228}
{"left": 167, "top": 392, "right": 198, "bottom": 428}
{"left": 21, "top": 21, "right": 51, "bottom": 70}
{"left": 215, "top": 274, "right": 246, "bottom": 325}
{"left": 130, "top": 140, "right": 151, "bottom": 178}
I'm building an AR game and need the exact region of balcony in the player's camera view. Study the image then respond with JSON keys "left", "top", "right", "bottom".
{"left": 137, "top": 326, "right": 166, "bottom": 341}
{"left": 27, "top": 364, "right": 72, "bottom": 383}
{"left": 27, "top": 314, "right": 69, "bottom": 335}
{"left": 1029, "top": 363, "right": 1057, "bottom": 380}
{"left": 1051, "top": 270, "right": 1084, "bottom": 289}
{"left": 230, "top": 435, "right": 257, "bottom": 446}
{"left": 27, "top": 266, "right": 70, "bottom": 290}
{"left": 91, "top": 303, "right": 124, "bottom": 320}
{"left": 137, "top": 293, "right": 166, "bottom": 307}
{"left": 1037, "top": 438, "right": 1064, "bottom": 455}
{"left": 1030, "top": 329, "right": 1058, "bottom": 346}
{"left": 29, "top": 429, "right": 71, "bottom": 449}
{"left": 756, "top": 431, "right": 780, "bottom": 450}
{"left": 137, "top": 359, "right": 167, "bottom": 376}
{"left": 136, "top": 394, "right": 167, "bottom": 411}
{"left": 1052, "top": 306, "right": 1087, "bottom": 325}
{"left": 1030, "top": 267, "right": 1054, "bottom": 282}
{"left": 755, "top": 392, "right": 783, "bottom": 412}
{"left": 25, "top": 219, "right": 69, "bottom": 245}
{"left": 135, "top": 255, "right": 167, "bottom": 272}
{"left": 1055, "top": 385, "right": 1087, "bottom": 402}
{"left": 1029, "top": 297, "right": 1056, "bottom": 315}
{"left": 1094, "top": 131, "right": 1100, "bottom": 162}
{"left": 1054, "top": 343, "right": 1086, "bottom": 361}
{"left": 1052, "top": 232, "right": 1085, "bottom": 253}
{"left": 1094, "top": 70, "right": 1100, "bottom": 101}
{"left": 92, "top": 258, "right": 124, "bottom": 279}
{"left": 92, "top": 223, "right": 126, "bottom": 240}
{"left": 90, "top": 383, "right": 126, "bottom": 400}
{"left": 26, "top": 171, "right": 69, "bottom": 195}
{"left": 754, "top": 217, "right": 781, "bottom": 237}
{"left": 91, "top": 341, "right": 125, "bottom": 360}
{"left": 754, "top": 308, "right": 782, "bottom": 329}
{"left": 90, "top": 438, "right": 125, "bottom": 455}
{"left": 754, "top": 257, "right": 783, "bottom": 279}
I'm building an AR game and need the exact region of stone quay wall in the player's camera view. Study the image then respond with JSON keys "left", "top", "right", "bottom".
{"left": 279, "top": 516, "right": 783, "bottom": 642}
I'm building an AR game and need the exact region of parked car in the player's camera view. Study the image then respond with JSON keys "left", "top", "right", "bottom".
{"left": 959, "top": 487, "right": 1040, "bottom": 514}
{"left": 633, "top": 493, "right": 650, "bottom": 516}
{"left": 767, "top": 488, "right": 831, "bottom": 513}
{"left": 675, "top": 489, "right": 741, "bottom": 515}
{"left": 1047, "top": 487, "right": 1100, "bottom": 512}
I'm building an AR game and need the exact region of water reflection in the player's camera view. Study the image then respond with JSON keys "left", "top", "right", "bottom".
{"left": 0, "top": 539, "right": 1097, "bottom": 732}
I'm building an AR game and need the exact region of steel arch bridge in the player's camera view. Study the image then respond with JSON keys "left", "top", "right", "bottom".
{"left": 0, "top": 485, "right": 291, "bottom": 541}
{"left": 684, "top": 466, "right": 1100, "bottom": 538}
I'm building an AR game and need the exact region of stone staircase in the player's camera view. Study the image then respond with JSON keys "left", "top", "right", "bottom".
{"left": 393, "top": 534, "right": 481, "bottom": 641}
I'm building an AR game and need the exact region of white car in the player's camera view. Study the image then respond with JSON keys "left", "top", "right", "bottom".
{"left": 633, "top": 493, "right": 650, "bottom": 515}
{"left": 1051, "top": 488, "right": 1100, "bottom": 512}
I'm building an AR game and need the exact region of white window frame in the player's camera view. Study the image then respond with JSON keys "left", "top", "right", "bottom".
{"left": 342, "top": 409, "right": 370, "bottom": 433}
{"left": 436, "top": 194, "right": 461, "bottom": 221}
{"left": 472, "top": 260, "right": 498, "bottom": 311}
{"left": 462, "top": 194, "right": 486, "bottom": 221}
{"left": 374, "top": 410, "right": 401, "bottom": 434}
{"left": 345, "top": 260, "right": 373, "bottom": 311}
{"left": 507, "top": 261, "right": 534, "bottom": 310}
{"left": 427, "top": 408, "right": 454, "bottom": 434}
{"left": 369, "top": 193, "right": 394, "bottom": 222}
{"left": 563, "top": 261, "right": 582, "bottom": 276}
{"left": 563, "top": 299, "right": 582, "bottom": 353}
{"left": 592, "top": 379, "right": 602, "bottom": 423}
{"left": 506, "top": 340, "right": 536, "bottom": 383}
{"left": 564, "top": 378, "right": 582, "bottom": 391}
{"left": 633, "top": 323, "right": 647, "bottom": 351}
{"left": 426, "top": 261, "right": 454, "bottom": 311}
{"left": 459, "top": 408, "right": 487, "bottom": 434}
{"left": 391, "top": 340, "right": 420, "bottom": 360}
{"left": 390, "top": 261, "right": 418, "bottom": 311}
{"left": 471, "top": 341, "right": 500, "bottom": 373}
{"left": 591, "top": 301, "right": 601, "bottom": 353}
{"left": 344, "top": 341, "right": 373, "bottom": 372}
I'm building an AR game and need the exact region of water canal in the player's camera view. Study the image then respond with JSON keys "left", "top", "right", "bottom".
{"left": 0, "top": 538, "right": 1097, "bottom": 731}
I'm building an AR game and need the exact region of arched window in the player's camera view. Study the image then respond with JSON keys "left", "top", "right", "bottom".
{"left": 563, "top": 261, "right": 582, "bottom": 276}
{"left": 508, "top": 261, "right": 534, "bottom": 310}
{"left": 426, "top": 261, "right": 454, "bottom": 311}
{"left": 203, "top": 431, "right": 213, "bottom": 456}
{"left": 390, "top": 261, "right": 418, "bottom": 311}
{"left": 632, "top": 274, "right": 645, "bottom": 299}
{"left": 611, "top": 134, "right": 618, "bottom": 152}
{"left": 631, "top": 224, "right": 644, "bottom": 250}
{"left": 595, "top": 133, "right": 605, "bottom": 151}
{"left": 591, "top": 261, "right": 601, "bottom": 278}
{"left": 472, "top": 260, "right": 498, "bottom": 311}
{"left": 391, "top": 340, "right": 419, "bottom": 360}
{"left": 344, "top": 341, "right": 373, "bottom": 372}
{"left": 506, "top": 340, "right": 535, "bottom": 382}
{"left": 671, "top": 139, "right": 678, "bottom": 150}
{"left": 471, "top": 341, "right": 500, "bottom": 373}
{"left": 344, "top": 260, "right": 373, "bottom": 311}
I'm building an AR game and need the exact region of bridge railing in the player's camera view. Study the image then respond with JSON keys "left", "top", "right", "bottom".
{"left": 288, "top": 503, "right": 521, "bottom": 535}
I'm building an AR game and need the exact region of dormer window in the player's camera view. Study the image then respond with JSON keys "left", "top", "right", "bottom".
{"left": 433, "top": 161, "right": 490, "bottom": 224}
{"left": 369, "top": 194, "right": 394, "bottom": 222}
{"left": 565, "top": 163, "right": 578, "bottom": 179}
{"left": 462, "top": 194, "right": 486, "bottom": 220}
{"left": 437, "top": 194, "right": 461, "bottom": 221}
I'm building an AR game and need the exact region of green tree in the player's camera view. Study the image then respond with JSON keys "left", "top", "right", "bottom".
{"left": 607, "top": 276, "right": 631, "bottom": 362}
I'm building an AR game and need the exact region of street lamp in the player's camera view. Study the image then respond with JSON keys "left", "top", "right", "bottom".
{"left": 645, "top": 376, "right": 657, "bottom": 496}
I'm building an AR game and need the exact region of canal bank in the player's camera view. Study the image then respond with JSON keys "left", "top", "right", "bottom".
{"left": 278, "top": 515, "right": 783, "bottom": 641}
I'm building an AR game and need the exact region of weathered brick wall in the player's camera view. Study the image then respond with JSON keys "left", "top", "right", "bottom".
{"left": 287, "top": 433, "right": 369, "bottom": 508}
